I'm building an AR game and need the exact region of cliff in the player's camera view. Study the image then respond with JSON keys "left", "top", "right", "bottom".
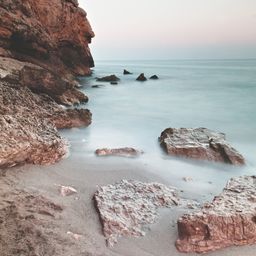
{"left": 0, "top": 0, "right": 94, "bottom": 76}
{"left": 0, "top": 0, "right": 94, "bottom": 168}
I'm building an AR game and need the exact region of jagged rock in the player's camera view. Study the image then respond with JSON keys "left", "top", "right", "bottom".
{"left": 0, "top": 0, "right": 94, "bottom": 76}
{"left": 0, "top": 115, "right": 67, "bottom": 168}
{"left": 123, "top": 69, "right": 132, "bottom": 75}
{"left": 0, "top": 57, "right": 88, "bottom": 106}
{"left": 95, "top": 147, "right": 143, "bottom": 157}
{"left": 149, "top": 75, "right": 159, "bottom": 79}
{"left": 96, "top": 75, "right": 120, "bottom": 82}
{"left": 0, "top": 0, "right": 94, "bottom": 167}
{"left": 136, "top": 73, "right": 147, "bottom": 81}
{"left": 159, "top": 128, "right": 245, "bottom": 165}
{"left": 94, "top": 180, "right": 179, "bottom": 247}
{"left": 0, "top": 78, "right": 91, "bottom": 167}
{"left": 0, "top": 82, "right": 92, "bottom": 129}
{"left": 176, "top": 176, "right": 256, "bottom": 253}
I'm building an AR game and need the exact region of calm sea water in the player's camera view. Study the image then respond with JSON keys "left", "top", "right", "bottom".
{"left": 62, "top": 59, "right": 256, "bottom": 198}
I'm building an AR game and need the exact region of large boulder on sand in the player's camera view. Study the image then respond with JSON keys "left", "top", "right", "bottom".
{"left": 159, "top": 128, "right": 245, "bottom": 165}
{"left": 176, "top": 176, "right": 256, "bottom": 253}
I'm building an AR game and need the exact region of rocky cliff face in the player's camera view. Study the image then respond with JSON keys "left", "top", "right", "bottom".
{"left": 0, "top": 0, "right": 94, "bottom": 168}
{"left": 0, "top": 0, "right": 94, "bottom": 76}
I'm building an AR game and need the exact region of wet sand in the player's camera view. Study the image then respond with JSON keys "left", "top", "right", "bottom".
{"left": 2, "top": 151, "right": 255, "bottom": 256}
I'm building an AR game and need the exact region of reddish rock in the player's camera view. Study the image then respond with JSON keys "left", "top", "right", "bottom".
{"left": 95, "top": 147, "right": 143, "bottom": 157}
{"left": 0, "top": 114, "right": 67, "bottom": 168}
{"left": 0, "top": 57, "right": 88, "bottom": 106}
{"left": 159, "top": 128, "right": 245, "bottom": 165}
{"left": 176, "top": 176, "right": 256, "bottom": 253}
{"left": 0, "top": 0, "right": 94, "bottom": 76}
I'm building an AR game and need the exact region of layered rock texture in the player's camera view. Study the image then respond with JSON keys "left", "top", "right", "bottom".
{"left": 94, "top": 180, "right": 179, "bottom": 247}
{"left": 176, "top": 176, "right": 256, "bottom": 253}
{"left": 159, "top": 128, "right": 245, "bottom": 165}
{"left": 0, "top": 0, "right": 94, "bottom": 168}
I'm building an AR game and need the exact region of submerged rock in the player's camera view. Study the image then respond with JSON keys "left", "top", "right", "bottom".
{"left": 91, "top": 85, "right": 104, "bottom": 88}
{"left": 96, "top": 75, "right": 120, "bottom": 82}
{"left": 94, "top": 180, "right": 179, "bottom": 247}
{"left": 136, "top": 73, "right": 147, "bottom": 81}
{"left": 159, "top": 128, "right": 245, "bottom": 165}
{"left": 123, "top": 69, "right": 132, "bottom": 75}
{"left": 110, "top": 81, "right": 118, "bottom": 85}
{"left": 149, "top": 75, "right": 159, "bottom": 79}
{"left": 176, "top": 176, "right": 256, "bottom": 253}
{"left": 95, "top": 147, "right": 143, "bottom": 157}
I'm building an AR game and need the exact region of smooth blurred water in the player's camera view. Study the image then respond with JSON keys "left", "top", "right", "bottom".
{"left": 61, "top": 59, "right": 256, "bottom": 199}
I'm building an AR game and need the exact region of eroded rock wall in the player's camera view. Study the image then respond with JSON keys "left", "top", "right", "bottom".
{"left": 0, "top": 0, "right": 94, "bottom": 76}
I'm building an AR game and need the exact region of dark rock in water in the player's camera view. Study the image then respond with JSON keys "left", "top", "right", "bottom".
{"left": 176, "top": 176, "right": 256, "bottom": 253}
{"left": 123, "top": 69, "right": 132, "bottom": 75}
{"left": 94, "top": 179, "right": 179, "bottom": 247}
{"left": 110, "top": 81, "right": 118, "bottom": 85}
{"left": 159, "top": 128, "right": 245, "bottom": 165}
{"left": 91, "top": 85, "right": 103, "bottom": 88}
{"left": 150, "top": 75, "right": 159, "bottom": 79}
{"left": 96, "top": 75, "right": 120, "bottom": 82}
{"left": 95, "top": 147, "right": 143, "bottom": 157}
{"left": 136, "top": 73, "right": 147, "bottom": 81}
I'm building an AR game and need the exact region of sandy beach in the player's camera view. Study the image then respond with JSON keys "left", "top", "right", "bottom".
{"left": 1, "top": 149, "right": 255, "bottom": 256}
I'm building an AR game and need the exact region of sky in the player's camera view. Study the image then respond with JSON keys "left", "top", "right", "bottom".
{"left": 79, "top": 0, "right": 256, "bottom": 60}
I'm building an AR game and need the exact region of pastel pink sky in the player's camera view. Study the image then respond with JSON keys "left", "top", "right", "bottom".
{"left": 80, "top": 0, "right": 256, "bottom": 60}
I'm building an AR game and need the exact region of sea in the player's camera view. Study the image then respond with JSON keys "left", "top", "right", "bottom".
{"left": 61, "top": 59, "right": 256, "bottom": 200}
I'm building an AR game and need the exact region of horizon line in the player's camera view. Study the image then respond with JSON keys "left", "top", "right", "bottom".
{"left": 94, "top": 58, "right": 256, "bottom": 62}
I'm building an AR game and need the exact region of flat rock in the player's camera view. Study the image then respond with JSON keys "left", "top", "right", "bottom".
{"left": 94, "top": 180, "right": 179, "bottom": 247}
{"left": 136, "top": 73, "right": 147, "bottom": 81}
{"left": 95, "top": 147, "right": 143, "bottom": 157}
{"left": 96, "top": 75, "right": 120, "bottom": 82}
{"left": 176, "top": 176, "right": 256, "bottom": 253}
{"left": 159, "top": 128, "right": 245, "bottom": 165}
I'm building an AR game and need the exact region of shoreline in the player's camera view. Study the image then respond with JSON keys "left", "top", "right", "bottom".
{"left": 2, "top": 152, "right": 256, "bottom": 256}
